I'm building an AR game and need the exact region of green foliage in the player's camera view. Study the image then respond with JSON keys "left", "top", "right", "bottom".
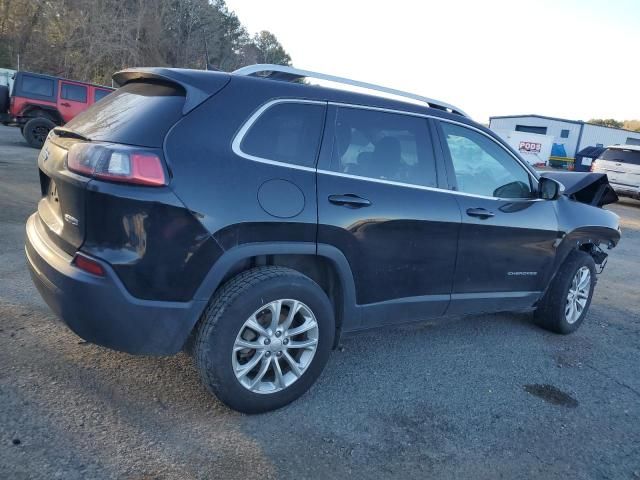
{"left": 0, "top": 0, "right": 291, "bottom": 85}
{"left": 623, "top": 120, "right": 640, "bottom": 132}
{"left": 588, "top": 118, "right": 624, "bottom": 129}
{"left": 252, "top": 31, "right": 292, "bottom": 65}
{"left": 588, "top": 118, "right": 640, "bottom": 132}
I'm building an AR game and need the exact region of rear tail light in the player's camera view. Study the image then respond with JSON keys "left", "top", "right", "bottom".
{"left": 73, "top": 253, "right": 105, "bottom": 277}
{"left": 67, "top": 143, "right": 166, "bottom": 186}
{"left": 590, "top": 160, "right": 597, "bottom": 172}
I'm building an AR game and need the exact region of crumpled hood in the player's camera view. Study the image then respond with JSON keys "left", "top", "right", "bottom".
{"left": 540, "top": 171, "right": 619, "bottom": 207}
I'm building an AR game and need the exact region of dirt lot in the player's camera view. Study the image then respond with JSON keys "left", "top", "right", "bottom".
{"left": 0, "top": 125, "right": 639, "bottom": 479}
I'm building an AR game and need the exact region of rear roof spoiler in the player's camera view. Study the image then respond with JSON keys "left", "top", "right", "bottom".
{"left": 113, "top": 68, "right": 231, "bottom": 114}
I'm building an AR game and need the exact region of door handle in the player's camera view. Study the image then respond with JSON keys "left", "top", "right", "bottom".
{"left": 466, "top": 207, "right": 494, "bottom": 219}
{"left": 60, "top": 102, "right": 71, "bottom": 107}
{"left": 328, "top": 194, "right": 371, "bottom": 208}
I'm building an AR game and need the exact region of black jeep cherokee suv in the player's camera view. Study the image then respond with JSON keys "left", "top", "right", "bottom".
{"left": 25, "top": 64, "right": 621, "bottom": 413}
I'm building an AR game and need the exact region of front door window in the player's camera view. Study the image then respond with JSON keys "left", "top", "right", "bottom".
{"left": 441, "top": 122, "right": 533, "bottom": 199}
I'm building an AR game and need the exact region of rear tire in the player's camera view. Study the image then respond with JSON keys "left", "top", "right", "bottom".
{"left": 194, "top": 266, "right": 335, "bottom": 413}
{"left": 23, "top": 117, "right": 55, "bottom": 149}
{"left": 534, "top": 250, "right": 596, "bottom": 334}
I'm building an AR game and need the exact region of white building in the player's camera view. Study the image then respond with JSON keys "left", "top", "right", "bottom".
{"left": 489, "top": 114, "right": 640, "bottom": 159}
{"left": 0, "top": 68, "right": 16, "bottom": 91}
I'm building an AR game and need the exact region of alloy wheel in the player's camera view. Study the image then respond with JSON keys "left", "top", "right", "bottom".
{"left": 565, "top": 266, "right": 591, "bottom": 324}
{"left": 232, "top": 299, "right": 319, "bottom": 394}
{"left": 31, "top": 125, "right": 48, "bottom": 146}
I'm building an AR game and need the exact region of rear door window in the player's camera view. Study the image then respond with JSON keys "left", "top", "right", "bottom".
{"left": 240, "top": 102, "right": 325, "bottom": 167}
{"left": 330, "top": 106, "right": 437, "bottom": 187}
{"left": 22, "top": 75, "right": 55, "bottom": 98}
{"left": 61, "top": 83, "right": 88, "bottom": 103}
{"left": 599, "top": 148, "right": 640, "bottom": 165}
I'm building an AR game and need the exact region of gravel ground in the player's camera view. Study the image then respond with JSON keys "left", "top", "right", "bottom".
{"left": 0, "top": 125, "right": 639, "bottom": 479}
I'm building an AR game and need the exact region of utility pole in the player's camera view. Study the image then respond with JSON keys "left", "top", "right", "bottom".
{"left": 204, "top": 37, "right": 212, "bottom": 71}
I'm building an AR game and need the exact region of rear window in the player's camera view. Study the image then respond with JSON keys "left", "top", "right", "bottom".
{"left": 22, "top": 75, "right": 54, "bottom": 98}
{"left": 94, "top": 89, "right": 111, "bottom": 102}
{"left": 61, "top": 83, "right": 87, "bottom": 103}
{"left": 599, "top": 148, "right": 640, "bottom": 165}
{"left": 240, "top": 102, "right": 325, "bottom": 167}
{"left": 64, "top": 82, "right": 185, "bottom": 147}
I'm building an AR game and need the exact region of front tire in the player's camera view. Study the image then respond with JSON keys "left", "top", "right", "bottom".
{"left": 194, "top": 267, "right": 335, "bottom": 413}
{"left": 534, "top": 250, "right": 596, "bottom": 334}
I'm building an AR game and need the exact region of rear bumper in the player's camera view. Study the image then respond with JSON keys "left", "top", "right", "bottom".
{"left": 25, "top": 213, "right": 206, "bottom": 355}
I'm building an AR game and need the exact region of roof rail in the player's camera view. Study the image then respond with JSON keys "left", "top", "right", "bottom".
{"left": 232, "top": 64, "right": 469, "bottom": 118}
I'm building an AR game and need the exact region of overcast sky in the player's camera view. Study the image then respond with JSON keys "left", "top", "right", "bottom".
{"left": 225, "top": 0, "right": 639, "bottom": 123}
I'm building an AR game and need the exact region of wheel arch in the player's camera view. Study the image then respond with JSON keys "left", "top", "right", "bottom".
{"left": 557, "top": 225, "right": 620, "bottom": 265}
{"left": 20, "top": 104, "right": 63, "bottom": 124}
{"left": 539, "top": 225, "right": 620, "bottom": 300}
{"left": 190, "top": 242, "right": 359, "bottom": 348}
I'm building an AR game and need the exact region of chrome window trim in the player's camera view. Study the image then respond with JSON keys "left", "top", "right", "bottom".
{"left": 231, "top": 98, "right": 326, "bottom": 173}
{"left": 232, "top": 99, "right": 542, "bottom": 202}
{"left": 316, "top": 169, "right": 543, "bottom": 202}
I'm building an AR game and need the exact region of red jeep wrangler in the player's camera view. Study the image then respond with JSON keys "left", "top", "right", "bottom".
{"left": 0, "top": 71, "right": 113, "bottom": 148}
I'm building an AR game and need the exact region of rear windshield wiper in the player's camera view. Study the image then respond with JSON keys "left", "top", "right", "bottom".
{"left": 53, "top": 127, "right": 90, "bottom": 141}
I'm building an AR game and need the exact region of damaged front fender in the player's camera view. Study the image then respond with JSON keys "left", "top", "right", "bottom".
{"left": 540, "top": 171, "right": 619, "bottom": 207}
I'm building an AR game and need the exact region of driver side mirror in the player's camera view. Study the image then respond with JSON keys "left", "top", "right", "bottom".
{"left": 539, "top": 176, "right": 565, "bottom": 200}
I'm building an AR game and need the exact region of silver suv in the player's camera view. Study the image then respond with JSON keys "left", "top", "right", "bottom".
{"left": 593, "top": 145, "right": 640, "bottom": 199}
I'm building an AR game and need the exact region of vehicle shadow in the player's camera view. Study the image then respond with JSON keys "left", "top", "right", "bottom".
{"left": 4, "top": 301, "right": 631, "bottom": 479}
{"left": 19, "top": 308, "right": 540, "bottom": 416}
{"left": 1, "top": 305, "right": 278, "bottom": 479}
{"left": 615, "top": 198, "right": 640, "bottom": 211}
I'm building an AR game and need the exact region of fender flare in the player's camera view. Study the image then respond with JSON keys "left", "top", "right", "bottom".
{"left": 557, "top": 225, "right": 620, "bottom": 261}
{"left": 542, "top": 225, "right": 620, "bottom": 295}
{"left": 20, "top": 104, "right": 63, "bottom": 124}
{"left": 189, "top": 242, "right": 360, "bottom": 340}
